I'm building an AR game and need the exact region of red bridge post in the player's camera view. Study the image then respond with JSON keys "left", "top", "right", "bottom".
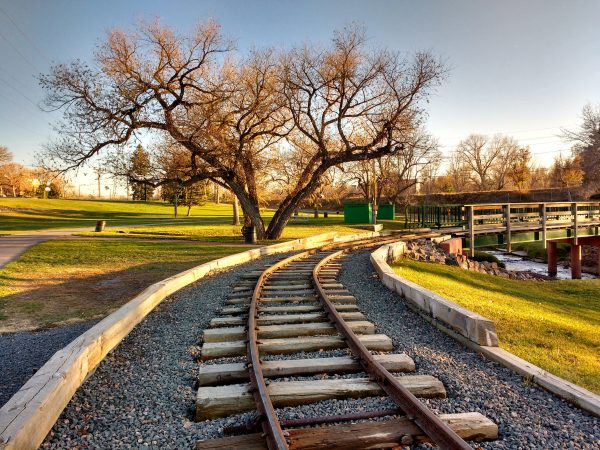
{"left": 571, "top": 242, "right": 582, "bottom": 280}
{"left": 547, "top": 241, "right": 557, "bottom": 277}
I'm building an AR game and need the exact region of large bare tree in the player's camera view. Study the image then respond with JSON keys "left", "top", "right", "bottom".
{"left": 562, "top": 103, "right": 600, "bottom": 187}
{"left": 452, "top": 134, "right": 520, "bottom": 191}
{"left": 39, "top": 20, "right": 443, "bottom": 239}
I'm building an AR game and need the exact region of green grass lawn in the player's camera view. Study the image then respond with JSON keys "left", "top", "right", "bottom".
{"left": 391, "top": 260, "right": 600, "bottom": 393}
{"left": 0, "top": 240, "right": 243, "bottom": 332}
{"left": 0, "top": 198, "right": 236, "bottom": 234}
{"left": 0, "top": 198, "right": 405, "bottom": 239}
{"left": 0, "top": 198, "right": 408, "bottom": 331}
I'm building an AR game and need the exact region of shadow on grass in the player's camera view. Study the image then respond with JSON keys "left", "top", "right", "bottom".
{"left": 0, "top": 259, "right": 221, "bottom": 332}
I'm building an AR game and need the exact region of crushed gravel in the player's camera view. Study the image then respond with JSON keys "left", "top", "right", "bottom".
{"left": 0, "top": 320, "right": 98, "bottom": 408}
{"left": 37, "top": 248, "right": 600, "bottom": 449}
{"left": 41, "top": 254, "right": 287, "bottom": 449}
{"left": 338, "top": 250, "right": 600, "bottom": 450}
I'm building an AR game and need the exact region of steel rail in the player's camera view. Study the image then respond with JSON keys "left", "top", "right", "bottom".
{"left": 247, "top": 249, "right": 318, "bottom": 450}
{"left": 312, "top": 250, "right": 473, "bottom": 450}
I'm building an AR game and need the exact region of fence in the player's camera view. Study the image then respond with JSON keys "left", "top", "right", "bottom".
{"left": 404, "top": 204, "right": 465, "bottom": 229}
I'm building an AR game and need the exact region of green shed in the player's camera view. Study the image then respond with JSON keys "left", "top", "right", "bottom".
{"left": 377, "top": 204, "right": 395, "bottom": 220}
{"left": 344, "top": 203, "right": 372, "bottom": 224}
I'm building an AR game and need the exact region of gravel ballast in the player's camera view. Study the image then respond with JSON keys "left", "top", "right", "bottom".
{"left": 37, "top": 248, "right": 599, "bottom": 449}
{"left": 0, "top": 320, "right": 98, "bottom": 408}
{"left": 41, "top": 254, "right": 287, "bottom": 449}
{"left": 339, "top": 250, "right": 599, "bottom": 450}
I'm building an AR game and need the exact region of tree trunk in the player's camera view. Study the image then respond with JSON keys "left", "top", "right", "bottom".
{"left": 187, "top": 205, "right": 192, "bottom": 216}
{"left": 226, "top": 180, "right": 266, "bottom": 239}
{"left": 173, "top": 193, "right": 179, "bottom": 218}
{"left": 232, "top": 197, "right": 240, "bottom": 225}
{"left": 266, "top": 166, "right": 328, "bottom": 239}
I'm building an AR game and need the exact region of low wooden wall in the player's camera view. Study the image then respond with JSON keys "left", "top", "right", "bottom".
{"left": 370, "top": 240, "right": 499, "bottom": 347}
{"left": 0, "top": 230, "right": 383, "bottom": 450}
{"left": 371, "top": 239, "right": 600, "bottom": 417}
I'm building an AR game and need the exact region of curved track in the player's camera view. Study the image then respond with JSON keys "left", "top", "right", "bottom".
{"left": 197, "top": 234, "right": 498, "bottom": 449}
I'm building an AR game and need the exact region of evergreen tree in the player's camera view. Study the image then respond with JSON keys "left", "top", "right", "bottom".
{"left": 130, "top": 145, "right": 154, "bottom": 201}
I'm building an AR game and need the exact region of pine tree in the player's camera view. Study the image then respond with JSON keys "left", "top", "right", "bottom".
{"left": 130, "top": 145, "right": 154, "bottom": 201}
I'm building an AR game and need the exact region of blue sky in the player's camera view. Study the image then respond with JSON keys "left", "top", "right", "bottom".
{"left": 0, "top": 0, "right": 599, "bottom": 192}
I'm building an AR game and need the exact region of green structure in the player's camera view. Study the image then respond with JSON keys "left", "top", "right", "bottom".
{"left": 377, "top": 204, "right": 395, "bottom": 220}
{"left": 344, "top": 202, "right": 372, "bottom": 224}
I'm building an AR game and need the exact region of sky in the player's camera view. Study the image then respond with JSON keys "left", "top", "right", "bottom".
{"left": 0, "top": 0, "right": 598, "bottom": 194}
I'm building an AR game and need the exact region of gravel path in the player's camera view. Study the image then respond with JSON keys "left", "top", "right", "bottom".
{"left": 0, "top": 320, "right": 98, "bottom": 407}
{"left": 37, "top": 248, "right": 600, "bottom": 449}
{"left": 41, "top": 254, "right": 287, "bottom": 449}
{"left": 338, "top": 250, "right": 599, "bottom": 450}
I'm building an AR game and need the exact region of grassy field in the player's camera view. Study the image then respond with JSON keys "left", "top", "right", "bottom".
{"left": 0, "top": 198, "right": 397, "bottom": 239}
{"left": 392, "top": 259, "right": 600, "bottom": 393}
{"left": 0, "top": 198, "right": 235, "bottom": 234}
{"left": 0, "top": 198, "right": 407, "bottom": 331}
{"left": 0, "top": 240, "right": 243, "bottom": 332}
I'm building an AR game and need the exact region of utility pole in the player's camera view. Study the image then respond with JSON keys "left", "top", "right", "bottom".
{"left": 94, "top": 167, "right": 104, "bottom": 199}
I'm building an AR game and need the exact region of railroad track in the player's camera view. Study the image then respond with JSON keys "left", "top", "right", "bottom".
{"left": 196, "top": 234, "right": 498, "bottom": 449}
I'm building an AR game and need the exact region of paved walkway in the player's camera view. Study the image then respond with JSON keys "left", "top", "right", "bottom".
{"left": 0, "top": 229, "right": 87, "bottom": 268}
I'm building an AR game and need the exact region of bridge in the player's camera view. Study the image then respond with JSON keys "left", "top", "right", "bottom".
{"left": 403, "top": 202, "right": 600, "bottom": 279}
{"left": 464, "top": 202, "right": 600, "bottom": 279}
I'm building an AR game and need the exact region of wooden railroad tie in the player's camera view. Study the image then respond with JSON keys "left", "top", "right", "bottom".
{"left": 196, "top": 375, "right": 446, "bottom": 419}
{"left": 197, "top": 412, "right": 498, "bottom": 449}
{"left": 194, "top": 242, "right": 498, "bottom": 448}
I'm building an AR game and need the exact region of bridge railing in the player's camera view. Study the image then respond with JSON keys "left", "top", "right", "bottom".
{"left": 466, "top": 202, "right": 600, "bottom": 256}
{"left": 404, "top": 204, "right": 466, "bottom": 229}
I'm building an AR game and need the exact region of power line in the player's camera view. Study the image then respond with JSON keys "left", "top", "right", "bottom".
{"left": 0, "top": 28, "right": 40, "bottom": 73}
{"left": 0, "top": 73, "right": 41, "bottom": 110}
{"left": 0, "top": 4, "right": 51, "bottom": 64}
{"left": 0, "top": 110, "right": 47, "bottom": 139}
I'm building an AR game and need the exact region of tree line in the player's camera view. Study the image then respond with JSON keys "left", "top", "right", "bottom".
{"left": 0, "top": 146, "right": 67, "bottom": 198}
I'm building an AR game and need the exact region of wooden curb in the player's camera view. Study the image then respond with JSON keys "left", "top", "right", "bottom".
{"left": 0, "top": 230, "right": 383, "bottom": 450}
{"left": 371, "top": 240, "right": 600, "bottom": 418}
{"left": 370, "top": 242, "right": 499, "bottom": 347}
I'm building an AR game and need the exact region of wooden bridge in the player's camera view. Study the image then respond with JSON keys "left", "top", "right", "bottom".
{"left": 463, "top": 202, "right": 600, "bottom": 279}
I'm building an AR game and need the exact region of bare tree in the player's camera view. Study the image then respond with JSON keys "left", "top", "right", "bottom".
{"left": 455, "top": 134, "right": 494, "bottom": 190}
{"left": 266, "top": 27, "right": 444, "bottom": 237}
{"left": 488, "top": 135, "right": 520, "bottom": 190}
{"left": 562, "top": 103, "right": 600, "bottom": 187}
{"left": 39, "top": 20, "right": 443, "bottom": 239}
{"left": 452, "top": 134, "right": 520, "bottom": 191}
{"left": 446, "top": 152, "right": 470, "bottom": 192}
{"left": 347, "top": 129, "right": 440, "bottom": 205}
{"left": 0, "top": 146, "right": 12, "bottom": 166}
